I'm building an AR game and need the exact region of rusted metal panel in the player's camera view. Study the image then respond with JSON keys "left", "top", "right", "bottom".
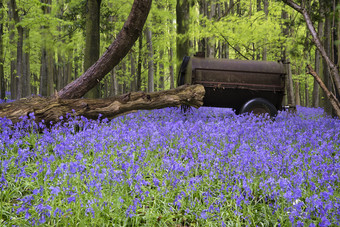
{"left": 179, "top": 56, "right": 287, "bottom": 112}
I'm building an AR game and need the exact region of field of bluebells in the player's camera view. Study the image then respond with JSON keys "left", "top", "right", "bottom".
{"left": 0, "top": 105, "right": 339, "bottom": 226}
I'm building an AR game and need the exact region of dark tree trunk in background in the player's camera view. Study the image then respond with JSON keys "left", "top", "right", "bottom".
{"left": 176, "top": 0, "right": 190, "bottom": 72}
{"left": 145, "top": 26, "right": 154, "bottom": 92}
{"left": 84, "top": 0, "right": 101, "bottom": 98}
{"left": 9, "top": 0, "right": 25, "bottom": 99}
{"left": 321, "top": 3, "right": 332, "bottom": 114}
{"left": 22, "top": 28, "right": 31, "bottom": 97}
{"left": 169, "top": 47, "right": 175, "bottom": 89}
{"left": 40, "top": 0, "right": 54, "bottom": 97}
{"left": 0, "top": 0, "right": 5, "bottom": 100}
{"left": 285, "top": 60, "right": 295, "bottom": 105}
{"left": 312, "top": 12, "right": 324, "bottom": 107}
{"left": 295, "top": 81, "right": 300, "bottom": 106}
{"left": 130, "top": 53, "right": 137, "bottom": 92}
{"left": 110, "top": 68, "right": 118, "bottom": 96}
{"left": 159, "top": 50, "right": 164, "bottom": 90}
{"left": 305, "top": 78, "right": 309, "bottom": 107}
{"left": 198, "top": 0, "right": 206, "bottom": 55}
{"left": 207, "top": 0, "right": 216, "bottom": 58}
{"left": 137, "top": 33, "right": 143, "bottom": 91}
{"left": 8, "top": 1, "right": 17, "bottom": 100}
{"left": 58, "top": 0, "right": 152, "bottom": 99}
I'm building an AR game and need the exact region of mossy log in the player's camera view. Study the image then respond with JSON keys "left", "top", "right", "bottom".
{"left": 0, "top": 84, "right": 205, "bottom": 125}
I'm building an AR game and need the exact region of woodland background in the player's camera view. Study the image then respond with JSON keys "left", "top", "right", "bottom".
{"left": 0, "top": 0, "right": 338, "bottom": 114}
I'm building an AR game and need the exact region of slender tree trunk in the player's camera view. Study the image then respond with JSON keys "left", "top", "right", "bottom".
{"left": 22, "top": 28, "right": 31, "bottom": 97}
{"left": 137, "top": 33, "right": 143, "bottom": 91}
{"left": 176, "top": 0, "right": 190, "bottom": 70}
{"left": 65, "top": 50, "right": 73, "bottom": 86}
{"left": 159, "top": 50, "right": 164, "bottom": 90}
{"left": 305, "top": 78, "right": 309, "bottom": 107}
{"left": 40, "top": 0, "right": 54, "bottom": 97}
{"left": 207, "top": 0, "right": 216, "bottom": 58}
{"left": 57, "top": 53, "right": 64, "bottom": 91}
{"left": 262, "top": 0, "right": 269, "bottom": 60}
{"left": 8, "top": 1, "right": 17, "bottom": 100}
{"left": 84, "top": 0, "right": 101, "bottom": 98}
{"left": 145, "top": 26, "right": 154, "bottom": 92}
{"left": 16, "top": 24, "right": 23, "bottom": 99}
{"left": 312, "top": 17, "right": 324, "bottom": 107}
{"left": 295, "top": 81, "right": 300, "bottom": 106}
{"left": 0, "top": 0, "right": 5, "bottom": 99}
{"left": 198, "top": 0, "right": 206, "bottom": 55}
{"left": 285, "top": 60, "right": 295, "bottom": 105}
{"left": 130, "top": 53, "right": 137, "bottom": 92}
{"left": 9, "top": 0, "right": 24, "bottom": 99}
{"left": 169, "top": 47, "right": 175, "bottom": 89}
{"left": 110, "top": 68, "right": 118, "bottom": 96}
{"left": 321, "top": 4, "right": 332, "bottom": 114}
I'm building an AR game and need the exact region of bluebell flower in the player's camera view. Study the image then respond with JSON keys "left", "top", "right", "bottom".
{"left": 50, "top": 186, "right": 61, "bottom": 196}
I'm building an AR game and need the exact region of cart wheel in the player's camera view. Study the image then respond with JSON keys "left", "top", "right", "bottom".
{"left": 239, "top": 98, "right": 277, "bottom": 118}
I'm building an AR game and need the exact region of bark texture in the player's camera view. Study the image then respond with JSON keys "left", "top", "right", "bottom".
{"left": 58, "top": 0, "right": 152, "bottom": 99}
{"left": 0, "top": 0, "right": 5, "bottom": 99}
{"left": 84, "top": 0, "right": 101, "bottom": 98}
{"left": 0, "top": 84, "right": 205, "bottom": 125}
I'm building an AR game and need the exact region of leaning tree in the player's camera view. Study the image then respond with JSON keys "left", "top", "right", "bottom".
{"left": 283, "top": 0, "right": 340, "bottom": 118}
{"left": 0, "top": 0, "right": 206, "bottom": 124}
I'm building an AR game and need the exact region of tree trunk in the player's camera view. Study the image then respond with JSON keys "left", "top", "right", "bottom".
{"left": 110, "top": 68, "right": 118, "bottom": 96}
{"left": 137, "top": 33, "right": 143, "bottom": 91}
{"left": 305, "top": 78, "right": 309, "bottom": 107}
{"left": 0, "top": 0, "right": 5, "bottom": 100}
{"left": 159, "top": 50, "right": 165, "bottom": 90}
{"left": 22, "top": 28, "right": 31, "bottom": 97}
{"left": 8, "top": 1, "right": 17, "bottom": 100}
{"left": 0, "top": 84, "right": 205, "bottom": 125}
{"left": 145, "top": 26, "right": 154, "bottom": 92}
{"left": 307, "top": 65, "right": 340, "bottom": 118}
{"left": 40, "top": 0, "right": 54, "bottom": 97}
{"left": 321, "top": 4, "right": 332, "bottom": 114}
{"left": 130, "top": 52, "right": 137, "bottom": 92}
{"left": 283, "top": 0, "right": 340, "bottom": 97}
{"left": 285, "top": 60, "right": 295, "bottom": 105}
{"left": 294, "top": 80, "right": 300, "bottom": 106}
{"left": 58, "top": 0, "right": 152, "bottom": 99}
{"left": 169, "top": 47, "right": 175, "bottom": 89}
{"left": 9, "top": 0, "right": 24, "bottom": 99}
{"left": 176, "top": 0, "right": 190, "bottom": 71}
{"left": 84, "top": 0, "right": 101, "bottom": 98}
{"left": 207, "top": 0, "right": 216, "bottom": 58}
{"left": 312, "top": 16, "right": 324, "bottom": 107}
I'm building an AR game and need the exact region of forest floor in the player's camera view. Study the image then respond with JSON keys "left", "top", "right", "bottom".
{"left": 0, "top": 106, "right": 339, "bottom": 226}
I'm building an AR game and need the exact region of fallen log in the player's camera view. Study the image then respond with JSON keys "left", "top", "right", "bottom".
{"left": 0, "top": 84, "right": 205, "bottom": 125}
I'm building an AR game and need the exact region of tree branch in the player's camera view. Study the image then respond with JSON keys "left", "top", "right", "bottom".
{"left": 282, "top": 0, "right": 340, "bottom": 96}
{"left": 57, "top": 0, "right": 153, "bottom": 99}
{"left": 307, "top": 65, "right": 340, "bottom": 118}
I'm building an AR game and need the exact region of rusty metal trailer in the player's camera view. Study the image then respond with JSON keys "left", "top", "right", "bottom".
{"left": 178, "top": 56, "right": 287, "bottom": 117}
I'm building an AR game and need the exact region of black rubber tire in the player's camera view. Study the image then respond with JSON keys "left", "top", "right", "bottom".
{"left": 239, "top": 98, "right": 278, "bottom": 118}
{"left": 177, "top": 56, "right": 190, "bottom": 86}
